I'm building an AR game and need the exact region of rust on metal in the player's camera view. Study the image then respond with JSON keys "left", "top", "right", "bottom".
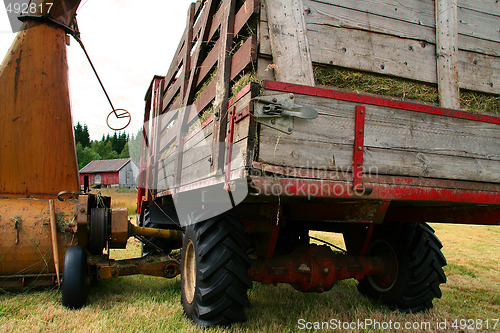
{"left": 49, "top": 199, "right": 61, "bottom": 286}
{"left": 249, "top": 244, "right": 386, "bottom": 292}
{"left": 0, "top": 199, "right": 77, "bottom": 280}
{"left": 94, "top": 256, "right": 180, "bottom": 280}
{"left": 0, "top": 0, "right": 82, "bottom": 198}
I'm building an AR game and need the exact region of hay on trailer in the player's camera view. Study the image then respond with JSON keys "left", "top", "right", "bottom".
{"left": 314, "top": 66, "right": 499, "bottom": 114}
{"left": 231, "top": 71, "right": 260, "bottom": 97}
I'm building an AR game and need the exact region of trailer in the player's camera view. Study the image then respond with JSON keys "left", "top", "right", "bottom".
{"left": 0, "top": 0, "right": 498, "bottom": 329}
{"left": 136, "top": 0, "right": 499, "bottom": 327}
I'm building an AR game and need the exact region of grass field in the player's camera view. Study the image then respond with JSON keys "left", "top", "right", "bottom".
{"left": 0, "top": 190, "right": 498, "bottom": 332}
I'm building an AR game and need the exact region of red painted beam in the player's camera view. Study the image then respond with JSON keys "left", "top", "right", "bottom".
{"left": 248, "top": 245, "right": 385, "bottom": 292}
{"left": 262, "top": 81, "right": 500, "bottom": 125}
{"left": 250, "top": 176, "right": 500, "bottom": 206}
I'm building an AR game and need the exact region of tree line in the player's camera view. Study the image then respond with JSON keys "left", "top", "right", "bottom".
{"left": 74, "top": 122, "right": 142, "bottom": 169}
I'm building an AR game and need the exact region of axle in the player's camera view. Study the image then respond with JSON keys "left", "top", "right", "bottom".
{"left": 248, "top": 244, "right": 387, "bottom": 292}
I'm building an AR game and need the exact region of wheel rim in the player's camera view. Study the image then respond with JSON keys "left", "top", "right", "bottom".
{"left": 183, "top": 239, "right": 196, "bottom": 304}
{"left": 367, "top": 240, "right": 398, "bottom": 293}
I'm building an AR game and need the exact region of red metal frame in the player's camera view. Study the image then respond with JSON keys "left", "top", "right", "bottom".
{"left": 225, "top": 106, "right": 236, "bottom": 188}
{"left": 249, "top": 174, "right": 499, "bottom": 224}
{"left": 251, "top": 81, "right": 500, "bottom": 225}
{"left": 353, "top": 105, "right": 366, "bottom": 191}
{"left": 249, "top": 244, "right": 385, "bottom": 292}
{"left": 262, "top": 81, "right": 500, "bottom": 124}
{"left": 250, "top": 175, "right": 500, "bottom": 205}
{"left": 137, "top": 77, "right": 164, "bottom": 214}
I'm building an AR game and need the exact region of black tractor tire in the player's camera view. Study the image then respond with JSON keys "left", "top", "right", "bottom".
{"left": 180, "top": 213, "right": 252, "bottom": 327}
{"left": 357, "top": 222, "right": 447, "bottom": 313}
{"left": 62, "top": 246, "right": 88, "bottom": 309}
{"left": 140, "top": 208, "right": 174, "bottom": 256}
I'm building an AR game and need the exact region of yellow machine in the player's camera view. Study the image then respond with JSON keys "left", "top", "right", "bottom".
{"left": 0, "top": 0, "right": 181, "bottom": 307}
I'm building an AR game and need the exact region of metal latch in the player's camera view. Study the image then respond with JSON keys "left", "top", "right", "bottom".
{"left": 253, "top": 93, "right": 318, "bottom": 133}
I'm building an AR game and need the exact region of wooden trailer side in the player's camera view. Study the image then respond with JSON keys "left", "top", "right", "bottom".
{"left": 142, "top": 0, "right": 260, "bottom": 197}
{"left": 260, "top": 0, "right": 500, "bottom": 96}
{"left": 256, "top": 0, "right": 500, "bottom": 184}
{"left": 257, "top": 81, "right": 500, "bottom": 183}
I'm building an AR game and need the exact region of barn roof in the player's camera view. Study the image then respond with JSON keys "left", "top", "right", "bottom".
{"left": 80, "top": 158, "right": 132, "bottom": 173}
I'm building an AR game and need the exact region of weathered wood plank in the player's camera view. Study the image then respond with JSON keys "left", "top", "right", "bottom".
{"left": 158, "top": 123, "right": 215, "bottom": 189}
{"left": 161, "top": 79, "right": 181, "bottom": 113}
{"left": 259, "top": 132, "right": 500, "bottom": 183}
{"left": 258, "top": 92, "right": 500, "bottom": 183}
{"left": 234, "top": 0, "right": 260, "bottom": 36}
{"left": 159, "top": 113, "right": 178, "bottom": 151}
{"left": 265, "top": 0, "right": 315, "bottom": 85}
{"left": 192, "top": 0, "right": 256, "bottom": 86}
{"left": 295, "top": 24, "right": 499, "bottom": 94}
{"left": 184, "top": 122, "right": 215, "bottom": 152}
{"left": 230, "top": 35, "right": 257, "bottom": 80}
{"left": 458, "top": 0, "right": 500, "bottom": 16}
{"left": 212, "top": 0, "right": 237, "bottom": 174}
{"left": 161, "top": 110, "right": 178, "bottom": 131}
{"left": 295, "top": 94, "right": 500, "bottom": 158}
{"left": 163, "top": 33, "right": 186, "bottom": 91}
{"left": 436, "top": 0, "right": 460, "bottom": 109}
{"left": 196, "top": 39, "right": 220, "bottom": 86}
{"left": 457, "top": 6, "right": 500, "bottom": 43}
{"left": 193, "top": 78, "right": 216, "bottom": 117}
{"left": 305, "top": 24, "right": 437, "bottom": 86}
{"left": 301, "top": 0, "right": 500, "bottom": 56}
{"left": 208, "top": 0, "right": 226, "bottom": 41}
{"left": 459, "top": 51, "right": 500, "bottom": 94}
{"left": 257, "top": 57, "right": 276, "bottom": 82}
{"left": 303, "top": 0, "right": 500, "bottom": 43}
{"left": 156, "top": 157, "right": 175, "bottom": 191}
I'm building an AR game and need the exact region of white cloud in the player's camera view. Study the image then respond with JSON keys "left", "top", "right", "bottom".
{"left": 0, "top": 0, "right": 193, "bottom": 140}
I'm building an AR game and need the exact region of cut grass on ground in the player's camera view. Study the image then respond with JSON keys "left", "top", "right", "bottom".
{"left": 0, "top": 223, "right": 498, "bottom": 332}
{"left": 98, "top": 188, "right": 138, "bottom": 216}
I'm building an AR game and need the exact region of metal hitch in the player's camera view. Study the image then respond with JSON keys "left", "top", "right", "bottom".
{"left": 253, "top": 93, "right": 318, "bottom": 133}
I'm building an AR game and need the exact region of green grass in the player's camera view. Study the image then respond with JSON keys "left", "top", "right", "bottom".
{"left": 98, "top": 188, "right": 138, "bottom": 216}
{"left": 0, "top": 224, "right": 498, "bottom": 332}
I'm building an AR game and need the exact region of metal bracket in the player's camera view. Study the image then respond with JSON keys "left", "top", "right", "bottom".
{"left": 353, "top": 105, "right": 366, "bottom": 192}
{"left": 253, "top": 93, "right": 318, "bottom": 133}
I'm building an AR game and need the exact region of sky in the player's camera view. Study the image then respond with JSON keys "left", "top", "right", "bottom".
{"left": 0, "top": 0, "right": 194, "bottom": 140}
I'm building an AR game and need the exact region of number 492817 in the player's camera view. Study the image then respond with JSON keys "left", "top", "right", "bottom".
{"left": 5, "top": 2, "right": 54, "bottom": 15}
{"left": 451, "top": 319, "right": 498, "bottom": 330}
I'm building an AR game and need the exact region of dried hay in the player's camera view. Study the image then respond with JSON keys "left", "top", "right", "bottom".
{"left": 314, "top": 66, "right": 499, "bottom": 115}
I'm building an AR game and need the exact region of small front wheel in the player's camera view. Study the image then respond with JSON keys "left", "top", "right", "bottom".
{"left": 62, "top": 246, "right": 88, "bottom": 309}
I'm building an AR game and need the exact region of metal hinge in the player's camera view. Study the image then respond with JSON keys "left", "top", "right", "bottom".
{"left": 253, "top": 93, "right": 318, "bottom": 133}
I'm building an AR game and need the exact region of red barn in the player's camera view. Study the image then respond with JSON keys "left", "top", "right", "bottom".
{"left": 79, "top": 158, "right": 138, "bottom": 188}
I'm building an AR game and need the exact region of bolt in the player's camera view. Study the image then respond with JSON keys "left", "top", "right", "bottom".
{"left": 358, "top": 146, "right": 362, "bottom": 151}
{"left": 290, "top": 95, "right": 294, "bottom": 99}
{"left": 111, "top": 270, "right": 117, "bottom": 277}
{"left": 359, "top": 130, "right": 363, "bottom": 134}
{"left": 323, "top": 267, "right": 329, "bottom": 274}
{"left": 272, "top": 98, "right": 277, "bottom": 103}
{"left": 360, "top": 110, "right": 364, "bottom": 114}
{"left": 79, "top": 207, "right": 85, "bottom": 213}
{"left": 288, "top": 127, "right": 293, "bottom": 132}
{"left": 271, "top": 119, "right": 276, "bottom": 124}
